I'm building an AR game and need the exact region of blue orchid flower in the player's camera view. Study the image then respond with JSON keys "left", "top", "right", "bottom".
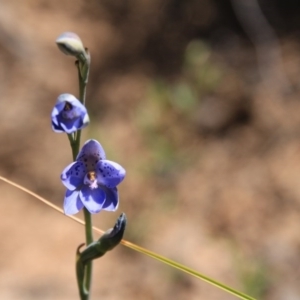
{"left": 61, "top": 139, "right": 126, "bottom": 215}
{"left": 51, "top": 93, "right": 89, "bottom": 133}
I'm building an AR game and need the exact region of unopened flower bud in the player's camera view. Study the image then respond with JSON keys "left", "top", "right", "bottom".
{"left": 79, "top": 213, "right": 127, "bottom": 264}
{"left": 56, "top": 32, "right": 86, "bottom": 58}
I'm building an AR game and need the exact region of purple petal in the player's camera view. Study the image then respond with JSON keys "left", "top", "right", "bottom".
{"left": 51, "top": 101, "right": 65, "bottom": 120}
{"left": 79, "top": 186, "right": 106, "bottom": 213}
{"left": 51, "top": 114, "right": 60, "bottom": 126}
{"left": 96, "top": 160, "right": 126, "bottom": 188}
{"left": 60, "top": 118, "right": 82, "bottom": 134}
{"left": 64, "top": 189, "right": 84, "bottom": 215}
{"left": 76, "top": 140, "right": 106, "bottom": 167}
{"left": 61, "top": 161, "right": 86, "bottom": 190}
{"left": 52, "top": 114, "right": 82, "bottom": 133}
{"left": 51, "top": 118, "right": 64, "bottom": 132}
{"left": 102, "top": 187, "right": 119, "bottom": 211}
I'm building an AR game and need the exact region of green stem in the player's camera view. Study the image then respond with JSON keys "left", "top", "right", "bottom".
{"left": 76, "top": 56, "right": 93, "bottom": 300}
{"left": 67, "top": 134, "right": 77, "bottom": 161}
{"left": 67, "top": 54, "right": 92, "bottom": 300}
{"left": 72, "top": 130, "right": 81, "bottom": 159}
{"left": 83, "top": 207, "right": 93, "bottom": 292}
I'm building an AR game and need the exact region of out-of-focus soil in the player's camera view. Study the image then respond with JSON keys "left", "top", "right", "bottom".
{"left": 1, "top": 1, "right": 300, "bottom": 299}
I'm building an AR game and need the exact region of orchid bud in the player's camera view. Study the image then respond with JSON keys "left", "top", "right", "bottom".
{"left": 56, "top": 32, "right": 86, "bottom": 58}
{"left": 78, "top": 213, "right": 127, "bottom": 264}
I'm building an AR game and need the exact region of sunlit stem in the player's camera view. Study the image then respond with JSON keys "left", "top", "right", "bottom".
{"left": 67, "top": 50, "right": 92, "bottom": 300}
{"left": 83, "top": 206, "right": 93, "bottom": 292}
{"left": 67, "top": 133, "right": 77, "bottom": 160}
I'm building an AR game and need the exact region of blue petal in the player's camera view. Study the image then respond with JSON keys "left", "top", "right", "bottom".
{"left": 51, "top": 113, "right": 60, "bottom": 126}
{"left": 79, "top": 186, "right": 106, "bottom": 213}
{"left": 51, "top": 113, "right": 77, "bottom": 133}
{"left": 96, "top": 160, "right": 126, "bottom": 188}
{"left": 75, "top": 112, "right": 89, "bottom": 128}
{"left": 61, "top": 162, "right": 86, "bottom": 190}
{"left": 51, "top": 107, "right": 65, "bottom": 130}
{"left": 51, "top": 101, "right": 65, "bottom": 119}
{"left": 60, "top": 118, "right": 81, "bottom": 133}
{"left": 51, "top": 119, "right": 64, "bottom": 132}
{"left": 71, "top": 104, "right": 87, "bottom": 117}
{"left": 64, "top": 189, "right": 84, "bottom": 215}
{"left": 102, "top": 187, "right": 119, "bottom": 211}
{"left": 76, "top": 139, "right": 106, "bottom": 165}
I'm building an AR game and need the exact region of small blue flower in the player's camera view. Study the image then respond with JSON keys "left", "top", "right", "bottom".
{"left": 51, "top": 93, "right": 89, "bottom": 133}
{"left": 61, "top": 139, "right": 126, "bottom": 215}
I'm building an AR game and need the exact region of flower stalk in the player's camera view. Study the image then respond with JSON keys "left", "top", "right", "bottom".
{"left": 72, "top": 49, "right": 90, "bottom": 157}
{"left": 74, "top": 49, "right": 93, "bottom": 298}
{"left": 55, "top": 32, "right": 126, "bottom": 300}
{"left": 82, "top": 206, "right": 93, "bottom": 295}
{"left": 57, "top": 33, "right": 93, "bottom": 299}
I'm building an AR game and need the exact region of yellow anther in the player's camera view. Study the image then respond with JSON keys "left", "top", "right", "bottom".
{"left": 87, "top": 171, "right": 96, "bottom": 181}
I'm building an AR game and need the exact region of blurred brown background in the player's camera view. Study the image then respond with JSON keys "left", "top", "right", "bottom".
{"left": 1, "top": 0, "right": 300, "bottom": 299}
